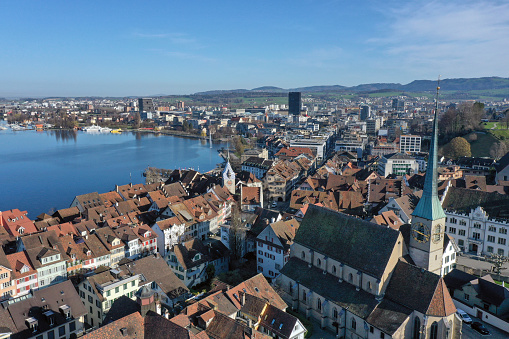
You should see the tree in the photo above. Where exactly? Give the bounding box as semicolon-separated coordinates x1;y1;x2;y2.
205;264;215;280
443;137;471;159
229;203;244;262
467;133;478;142
233;136;245;157
134;112;141;129
490;141;508;159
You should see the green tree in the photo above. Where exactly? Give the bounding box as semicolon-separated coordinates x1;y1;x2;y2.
206;264;216;280
444;137;471;159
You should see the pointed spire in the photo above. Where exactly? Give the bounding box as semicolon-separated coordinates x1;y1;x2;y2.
412;77;446;221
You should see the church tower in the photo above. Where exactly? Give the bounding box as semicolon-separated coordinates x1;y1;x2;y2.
409;81;446;275
222;156;236;194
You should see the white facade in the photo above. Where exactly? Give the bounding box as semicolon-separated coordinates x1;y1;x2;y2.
400;135;422;153
377;155;419;177
153;221;186;256
256;227;290;279
445;206;509;256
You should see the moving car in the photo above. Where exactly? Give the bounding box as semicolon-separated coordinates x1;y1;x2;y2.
456;309;472;324
471;321;490;335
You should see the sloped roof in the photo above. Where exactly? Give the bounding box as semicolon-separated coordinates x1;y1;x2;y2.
385;261;456;317
280;258;379;319
442;187;509;219
295;205;400;279
365;299;413;335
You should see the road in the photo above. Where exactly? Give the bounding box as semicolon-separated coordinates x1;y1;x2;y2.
461;315;509;338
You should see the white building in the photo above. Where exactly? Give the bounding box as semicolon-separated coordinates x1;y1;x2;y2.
256;219;299;279
377;152;419;177
152;217;186;256
399;135;422;153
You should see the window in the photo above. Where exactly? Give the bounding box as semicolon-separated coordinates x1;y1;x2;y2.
459;230;466;236
59;325;66;336
430;322;438;339
464;294;470;301
449;227;456;234
413;317;421;339
258;258;263;263
332;265;337;274
317;258;321;267
301;251;305;260
88;296;92;303
498;238;506;245
473;232;480;240
500;228;508;235
351;318;356;330
349;273;353;282
487;246;494;253
473;223;481;229
47;330;55;339
488;235;495;243
106;290;110;297
489;226;497;232
458;239;464;246
115;287;119;293
498;249;505;256
333;308;338;319
380;333;385;339
459;220;466;226
367;281;372;291
123;283;127;290
302;291;307;303
131;281;135;287
450;217;457;224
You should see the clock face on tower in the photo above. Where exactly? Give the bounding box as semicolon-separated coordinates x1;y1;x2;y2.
227;180;233;186
411;222;430;243
432;224;444;244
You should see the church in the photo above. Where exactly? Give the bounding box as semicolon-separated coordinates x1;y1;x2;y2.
276;87;462;338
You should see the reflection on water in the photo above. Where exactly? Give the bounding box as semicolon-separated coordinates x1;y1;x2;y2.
50;129;77;142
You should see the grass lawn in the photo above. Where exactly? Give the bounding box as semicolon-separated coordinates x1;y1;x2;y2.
287;309;314;338
490;129;509;140
469;132;499;157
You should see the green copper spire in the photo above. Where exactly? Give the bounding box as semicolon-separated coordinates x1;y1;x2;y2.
412;79;446;221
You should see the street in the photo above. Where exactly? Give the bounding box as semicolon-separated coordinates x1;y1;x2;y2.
461;316;509;338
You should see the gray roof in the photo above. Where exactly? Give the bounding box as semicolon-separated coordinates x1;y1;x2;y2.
366;299;413;335
442;187;509;220
294;205;399;279
280;257;379;319
7;280;87;338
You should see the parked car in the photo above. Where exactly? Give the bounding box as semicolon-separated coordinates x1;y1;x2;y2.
471;321;490;335
456;309;472;324
271;202;277;208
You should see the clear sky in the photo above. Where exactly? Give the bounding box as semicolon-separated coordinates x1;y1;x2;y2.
1;0;508;97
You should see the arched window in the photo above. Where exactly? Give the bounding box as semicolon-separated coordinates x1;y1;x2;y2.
332;265;337;274
317;299;322;312
351;318;356;330
333;308;338;319
301;251;306;260
317;258;322;267
349;273;353;282
413;317;421;339
430;321;438;339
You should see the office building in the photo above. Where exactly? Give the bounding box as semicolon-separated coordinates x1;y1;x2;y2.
400;135;422;153
360;105;371;120
289;92;301;115
138;98;154;113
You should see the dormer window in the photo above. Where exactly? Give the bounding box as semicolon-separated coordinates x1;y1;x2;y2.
26;317;38;332
18;227;25;235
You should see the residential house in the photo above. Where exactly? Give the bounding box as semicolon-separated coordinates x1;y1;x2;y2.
242;157;274;179
167;238;229;288
0;248;14;300
94;227;125;267
6;280;87;339
256;218;300;279
77;269;141;328
265;160;301;202
6;250;37;299
241;186;263;212
18;231;68;289
0;209;38;238
152;216;186;257
69;192;104;213
119;255;189;308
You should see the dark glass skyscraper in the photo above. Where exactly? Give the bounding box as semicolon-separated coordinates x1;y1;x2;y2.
289;92;301;115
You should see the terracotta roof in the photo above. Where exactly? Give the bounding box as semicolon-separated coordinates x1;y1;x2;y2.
225;274;287;311
241;187;261;205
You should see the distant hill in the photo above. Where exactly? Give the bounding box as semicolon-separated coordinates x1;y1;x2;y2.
193;77;509;95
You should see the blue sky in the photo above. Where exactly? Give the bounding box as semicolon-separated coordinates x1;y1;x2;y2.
1;0;508;97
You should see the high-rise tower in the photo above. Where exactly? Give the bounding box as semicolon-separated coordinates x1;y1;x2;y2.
288;92;301;115
409;80;446;275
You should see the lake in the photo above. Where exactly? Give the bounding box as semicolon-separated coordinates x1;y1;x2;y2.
0;128;223;218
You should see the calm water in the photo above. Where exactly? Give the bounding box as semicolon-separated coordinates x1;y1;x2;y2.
0;127;223;217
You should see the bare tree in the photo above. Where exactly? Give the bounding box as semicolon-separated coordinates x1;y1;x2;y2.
490;142;508;159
